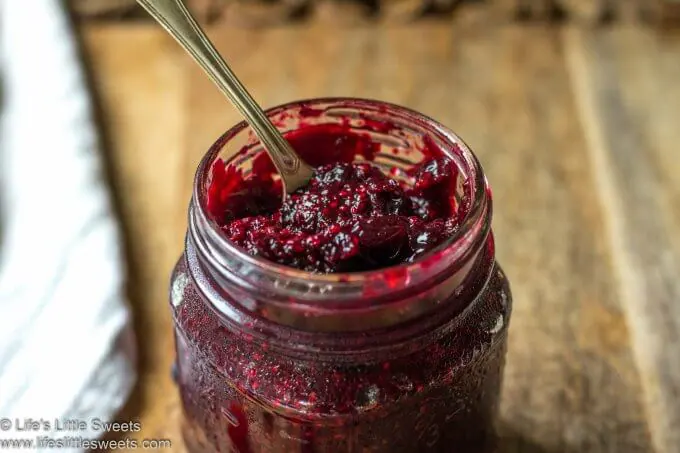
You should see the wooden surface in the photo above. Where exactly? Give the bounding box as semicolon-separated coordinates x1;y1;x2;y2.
70;0;680;25
80;20;680;453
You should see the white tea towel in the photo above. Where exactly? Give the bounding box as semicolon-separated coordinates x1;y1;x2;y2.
0;0;136;451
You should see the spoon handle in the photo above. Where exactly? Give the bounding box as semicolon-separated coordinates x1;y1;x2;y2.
136;0;312;191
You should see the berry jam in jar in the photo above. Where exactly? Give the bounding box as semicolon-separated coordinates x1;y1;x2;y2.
170;98;512;453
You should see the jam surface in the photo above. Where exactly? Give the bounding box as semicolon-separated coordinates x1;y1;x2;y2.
207;125;464;273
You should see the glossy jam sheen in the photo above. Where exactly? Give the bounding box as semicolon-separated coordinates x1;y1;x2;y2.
207;126;466;274
171;102;512;453
216;160;461;273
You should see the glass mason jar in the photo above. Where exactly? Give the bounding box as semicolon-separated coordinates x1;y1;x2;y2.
170;98;512;453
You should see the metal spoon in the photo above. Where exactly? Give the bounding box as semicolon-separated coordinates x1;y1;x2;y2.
136;0;314;194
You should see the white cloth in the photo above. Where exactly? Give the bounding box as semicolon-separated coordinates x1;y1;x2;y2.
0;0;136;451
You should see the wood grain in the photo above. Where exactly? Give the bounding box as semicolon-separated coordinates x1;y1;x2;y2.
564;26;680;453
556;0;612;24
79;21;679;453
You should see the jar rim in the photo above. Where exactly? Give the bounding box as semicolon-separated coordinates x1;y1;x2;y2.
191;97;490;291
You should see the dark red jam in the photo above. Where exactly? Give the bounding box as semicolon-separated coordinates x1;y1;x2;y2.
207;126;466;273
172;258;509;453
214;162;460;273
172;99;512;453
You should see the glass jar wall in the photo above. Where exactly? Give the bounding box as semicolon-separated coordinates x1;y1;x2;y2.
170;98;512;453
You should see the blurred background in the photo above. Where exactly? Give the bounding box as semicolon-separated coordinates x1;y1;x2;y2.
1;0;679;452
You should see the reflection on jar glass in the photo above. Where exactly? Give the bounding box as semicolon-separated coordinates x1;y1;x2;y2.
170;98;512;453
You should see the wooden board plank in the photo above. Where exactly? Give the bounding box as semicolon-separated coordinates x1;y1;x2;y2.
80;24;188;447
404;24;652;453
77;22;680;453
564;26;680;453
